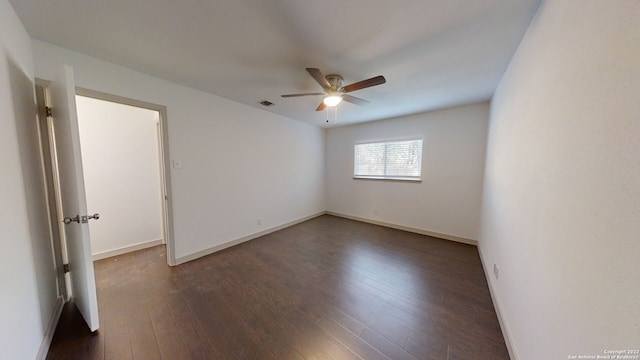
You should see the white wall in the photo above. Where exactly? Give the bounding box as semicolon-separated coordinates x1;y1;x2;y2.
0;1;60;358
76;96;163;257
327;103;489;242
481;1;640;359
32;40;326;262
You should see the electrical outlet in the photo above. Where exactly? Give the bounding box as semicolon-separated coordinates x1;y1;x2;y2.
172;159;182;169
493;263;500;279
374;209;379;215
257;218;262;225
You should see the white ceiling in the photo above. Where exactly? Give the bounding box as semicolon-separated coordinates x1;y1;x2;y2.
10;0;540;127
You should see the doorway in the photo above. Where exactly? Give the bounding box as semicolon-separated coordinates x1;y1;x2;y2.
76;95;165;260
74;88;176;265
36;82;177;284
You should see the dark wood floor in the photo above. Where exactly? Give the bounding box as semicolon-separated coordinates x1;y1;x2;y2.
46;215;508;360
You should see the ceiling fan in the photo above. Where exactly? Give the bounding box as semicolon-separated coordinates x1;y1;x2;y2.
281;68;386;111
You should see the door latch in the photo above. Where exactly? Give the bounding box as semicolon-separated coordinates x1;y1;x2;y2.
81;213;100;223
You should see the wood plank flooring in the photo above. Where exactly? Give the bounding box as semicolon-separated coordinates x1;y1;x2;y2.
46;215;509;359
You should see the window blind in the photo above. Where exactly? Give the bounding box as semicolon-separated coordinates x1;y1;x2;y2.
354;139;422;180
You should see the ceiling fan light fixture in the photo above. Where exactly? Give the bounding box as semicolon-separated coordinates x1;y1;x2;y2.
323;94;343;107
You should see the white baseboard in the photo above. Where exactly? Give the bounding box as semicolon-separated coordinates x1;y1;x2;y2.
477;246;518;360
36;296;64;360
326;211;478;246
92;239;163;260
175;212;326;265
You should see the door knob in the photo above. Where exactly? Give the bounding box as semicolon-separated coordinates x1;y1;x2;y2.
63;215;80;224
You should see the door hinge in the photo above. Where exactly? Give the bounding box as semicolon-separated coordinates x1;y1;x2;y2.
45;106;52;117
63;263;70;273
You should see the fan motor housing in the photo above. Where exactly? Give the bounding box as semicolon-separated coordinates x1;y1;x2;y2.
325;74;344;90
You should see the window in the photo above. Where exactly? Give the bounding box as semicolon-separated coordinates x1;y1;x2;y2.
354;138;423;181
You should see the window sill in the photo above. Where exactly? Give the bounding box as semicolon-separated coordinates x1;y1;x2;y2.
353;176;422;183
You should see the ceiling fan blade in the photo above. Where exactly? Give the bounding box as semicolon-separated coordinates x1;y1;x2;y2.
306;68;331;90
281;92;324;98
342;94;370;106
316;101;327;111
342;75;386;93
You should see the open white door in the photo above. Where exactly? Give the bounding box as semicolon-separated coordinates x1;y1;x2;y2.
49;65;100;332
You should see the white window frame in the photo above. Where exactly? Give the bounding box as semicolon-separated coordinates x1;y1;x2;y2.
353;137;423;182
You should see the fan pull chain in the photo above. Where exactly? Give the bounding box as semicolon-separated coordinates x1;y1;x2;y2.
325;106;339;125
325;107;339;125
